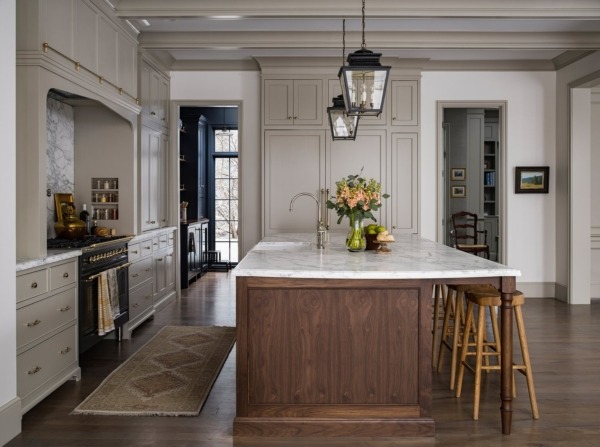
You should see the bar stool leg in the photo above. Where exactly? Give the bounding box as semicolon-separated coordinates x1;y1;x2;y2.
515;305;540;419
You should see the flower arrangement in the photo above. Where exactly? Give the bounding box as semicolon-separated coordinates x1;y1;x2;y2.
326;171;389;224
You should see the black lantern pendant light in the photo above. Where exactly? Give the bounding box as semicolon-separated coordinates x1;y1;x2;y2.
338;0;391;117
327;20;360;140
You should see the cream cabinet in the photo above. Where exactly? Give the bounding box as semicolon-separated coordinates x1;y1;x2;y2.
390;80;419;127
261;68;421;237
263;129;416;235
153;230;176;311
264;79;323;126
16;258;80;414
390;133;419;234
127;237;155;333
140;126;169;232
126;229;175;335
140;59;170;131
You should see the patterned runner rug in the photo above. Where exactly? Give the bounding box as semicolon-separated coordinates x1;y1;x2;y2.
72;325;236;416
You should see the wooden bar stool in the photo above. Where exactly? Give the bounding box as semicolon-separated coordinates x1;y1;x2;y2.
455;289;539;420
437;283;497;389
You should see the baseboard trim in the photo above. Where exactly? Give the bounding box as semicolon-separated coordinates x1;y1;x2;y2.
516;282;556;299
0;397;22;445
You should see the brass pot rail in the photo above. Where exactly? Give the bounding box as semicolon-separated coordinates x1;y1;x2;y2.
42;42;139;104
84;262;132;282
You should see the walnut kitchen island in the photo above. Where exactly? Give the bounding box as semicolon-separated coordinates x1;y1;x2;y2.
233;233;521;437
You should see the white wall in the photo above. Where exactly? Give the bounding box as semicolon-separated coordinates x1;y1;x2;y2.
556;51;600;302
170;71;262;256
421;71;557;287
0;0;20;443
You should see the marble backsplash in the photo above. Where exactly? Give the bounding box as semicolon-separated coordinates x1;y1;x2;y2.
46;96;75;238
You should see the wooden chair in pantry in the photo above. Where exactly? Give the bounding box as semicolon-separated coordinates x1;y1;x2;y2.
450;211;490;259
455;288;539;420
436;283;498;390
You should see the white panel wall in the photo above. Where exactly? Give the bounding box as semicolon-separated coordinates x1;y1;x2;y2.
170;71;261;257
0;0;20;443
421;71;556;286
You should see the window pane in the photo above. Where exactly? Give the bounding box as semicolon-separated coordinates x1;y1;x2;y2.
215;129;238;152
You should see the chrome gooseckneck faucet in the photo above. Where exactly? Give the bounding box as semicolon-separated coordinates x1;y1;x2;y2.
289;192;326;249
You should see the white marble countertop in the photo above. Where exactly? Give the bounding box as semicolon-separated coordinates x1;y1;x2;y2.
16;249;81;272
234;233;521;280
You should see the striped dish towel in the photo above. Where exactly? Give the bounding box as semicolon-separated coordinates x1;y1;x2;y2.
98;271;115;336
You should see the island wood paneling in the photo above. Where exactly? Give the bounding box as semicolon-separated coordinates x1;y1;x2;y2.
235;277;435;437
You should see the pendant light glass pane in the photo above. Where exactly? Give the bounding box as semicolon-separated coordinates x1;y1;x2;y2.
339;65;390;117
328;108;359;140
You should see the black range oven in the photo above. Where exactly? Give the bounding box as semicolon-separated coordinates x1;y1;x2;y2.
48;236;133;353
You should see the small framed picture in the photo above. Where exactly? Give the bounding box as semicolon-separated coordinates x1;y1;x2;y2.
451;168;466;181
451;185;466;198
515;166;549;194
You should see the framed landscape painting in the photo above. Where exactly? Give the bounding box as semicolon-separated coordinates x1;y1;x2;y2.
515;166;549;193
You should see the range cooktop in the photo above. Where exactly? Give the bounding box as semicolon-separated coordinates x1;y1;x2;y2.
47;235;132;250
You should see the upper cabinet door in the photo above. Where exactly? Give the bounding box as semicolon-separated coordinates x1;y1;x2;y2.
391;80;419;127
264;80;294;125
264;79;323;126
293;79;323;125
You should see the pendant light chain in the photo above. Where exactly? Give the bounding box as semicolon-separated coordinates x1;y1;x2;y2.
361;0;366;49
342;19;346;64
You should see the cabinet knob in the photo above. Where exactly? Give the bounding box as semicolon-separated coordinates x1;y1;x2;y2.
392;117;397;120
157;257;164;262
287;116;292;120
132;273;139;278
27;319;42;327
131;250;138;254
294;116;298;119
31;282;38;289
60;346;72;355
63;272;69;278
59;305;71;312
132;303;139;308
151;111;156;116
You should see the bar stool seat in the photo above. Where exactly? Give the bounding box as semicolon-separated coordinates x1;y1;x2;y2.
455;289;539;420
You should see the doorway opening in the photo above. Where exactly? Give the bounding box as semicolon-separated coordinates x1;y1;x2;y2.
179;105;239;273
438;102;507;263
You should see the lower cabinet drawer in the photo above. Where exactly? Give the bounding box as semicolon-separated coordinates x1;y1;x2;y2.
17;287;77;350
129;257;153;288
129;281;154;320
49;261;76;290
17;269;49;303
17;325;77;400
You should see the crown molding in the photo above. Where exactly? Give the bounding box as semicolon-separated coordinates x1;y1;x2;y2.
552;50;597;70
171;59;260;71
422;59;556;71
139;30;600;52
116;0;600;19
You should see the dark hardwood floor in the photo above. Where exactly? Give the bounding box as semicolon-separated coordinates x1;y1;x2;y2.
7;272;600;447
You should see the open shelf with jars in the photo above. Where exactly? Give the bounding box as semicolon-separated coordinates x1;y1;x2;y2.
91;177;119;220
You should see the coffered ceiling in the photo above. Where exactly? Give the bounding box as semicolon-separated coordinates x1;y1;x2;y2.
110;0;600;70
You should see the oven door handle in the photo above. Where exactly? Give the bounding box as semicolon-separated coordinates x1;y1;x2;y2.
84;262;132;282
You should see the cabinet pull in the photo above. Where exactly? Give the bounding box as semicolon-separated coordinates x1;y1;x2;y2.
132;303;139;308
294;116;298;119
154;243;158;246
144;246;151;249
131;250;138;254
151;111;156;116
31;282;38;289
63;272;69;278
157;257;164;262
287;116;292;120
60;346;72;355
27;319;41;327
392;116;397;120
59;305;71;312
132;273;139;278
145;295;152;300
145;268;152;272
27;366;42;375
